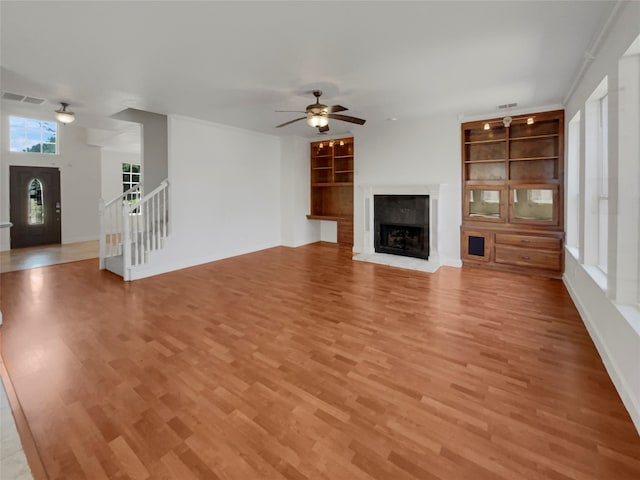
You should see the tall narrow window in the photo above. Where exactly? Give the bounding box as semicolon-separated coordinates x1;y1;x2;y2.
10;116;58;154
597;94;608;273
618;34;640;304
584;76;608;284
28;178;44;225
566;112;581;253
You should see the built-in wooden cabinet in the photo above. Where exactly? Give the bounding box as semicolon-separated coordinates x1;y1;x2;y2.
307;137;354;247
461;110;564;277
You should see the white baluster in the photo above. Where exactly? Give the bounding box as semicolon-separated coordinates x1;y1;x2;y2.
99;198;105;269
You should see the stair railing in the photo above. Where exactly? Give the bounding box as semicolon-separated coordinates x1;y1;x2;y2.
99;183;142;269
122;180;169;278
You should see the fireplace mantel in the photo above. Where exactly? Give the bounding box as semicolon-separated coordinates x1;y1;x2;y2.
354;184;443;273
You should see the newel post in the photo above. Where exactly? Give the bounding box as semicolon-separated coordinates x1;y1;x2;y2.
98;198;106;269
122;202;131;281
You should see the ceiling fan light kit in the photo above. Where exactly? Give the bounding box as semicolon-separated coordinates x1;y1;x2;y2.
55;102;75;124
307;114;328;128
276;90;366;132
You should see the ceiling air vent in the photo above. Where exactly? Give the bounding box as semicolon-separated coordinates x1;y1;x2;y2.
2;92;25;101
23;96;45;105
2;92;46;104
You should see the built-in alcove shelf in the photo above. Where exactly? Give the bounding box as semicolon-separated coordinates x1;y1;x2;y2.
309;137;354;247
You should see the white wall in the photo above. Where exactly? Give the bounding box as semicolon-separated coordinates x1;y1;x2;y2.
280;135;320;247
563;1;640;432
353;116;461;265
0;103;101;250
101;150;141;202
135;115;281;277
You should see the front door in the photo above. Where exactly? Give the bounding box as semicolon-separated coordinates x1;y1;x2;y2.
9;166;61;248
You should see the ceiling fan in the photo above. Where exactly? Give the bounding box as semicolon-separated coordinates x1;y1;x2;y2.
275;90;366;133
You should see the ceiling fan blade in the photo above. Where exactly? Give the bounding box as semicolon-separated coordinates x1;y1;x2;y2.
327;105;348;113
318;125;330;133
275;117;306;128
327;113;366;125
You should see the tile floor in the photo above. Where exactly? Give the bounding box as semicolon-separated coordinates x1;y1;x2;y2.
0;240;99;273
0;380;32;480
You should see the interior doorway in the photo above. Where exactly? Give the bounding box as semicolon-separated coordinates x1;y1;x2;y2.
9;166;61;248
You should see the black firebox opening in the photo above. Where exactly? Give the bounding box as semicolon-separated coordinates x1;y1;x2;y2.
374;195;429;260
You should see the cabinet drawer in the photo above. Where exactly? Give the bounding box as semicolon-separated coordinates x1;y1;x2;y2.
495;245;561;270
495;233;561;251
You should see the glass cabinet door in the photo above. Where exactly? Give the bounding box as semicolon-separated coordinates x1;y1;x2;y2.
510;186;558;224
464;186;505;222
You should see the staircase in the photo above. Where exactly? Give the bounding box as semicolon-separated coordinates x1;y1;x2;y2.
99;180;169;280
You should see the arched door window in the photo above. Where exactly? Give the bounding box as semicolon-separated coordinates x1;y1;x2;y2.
27;178;44;225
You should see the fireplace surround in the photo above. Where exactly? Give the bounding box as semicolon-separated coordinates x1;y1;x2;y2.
355;184;443;273
374;195;429;260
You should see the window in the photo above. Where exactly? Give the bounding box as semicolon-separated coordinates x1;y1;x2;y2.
584;77;609;280
10;116;57;154
27;178;44;225
618;35;640;304
597;94;608;274
566;112;581;252
122;163;141;203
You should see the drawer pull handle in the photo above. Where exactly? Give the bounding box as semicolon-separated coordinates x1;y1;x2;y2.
520;256;530;260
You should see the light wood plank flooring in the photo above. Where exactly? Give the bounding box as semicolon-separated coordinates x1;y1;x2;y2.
1;243;639;479
0;240;99;273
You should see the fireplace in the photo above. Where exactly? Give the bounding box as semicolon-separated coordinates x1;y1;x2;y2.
374;195;429;260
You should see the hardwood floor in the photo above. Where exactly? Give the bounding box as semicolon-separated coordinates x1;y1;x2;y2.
1;243;639;479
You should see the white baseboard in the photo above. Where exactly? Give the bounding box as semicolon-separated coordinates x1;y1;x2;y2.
62;235;99;244
128;241;281;281
563;274;640;435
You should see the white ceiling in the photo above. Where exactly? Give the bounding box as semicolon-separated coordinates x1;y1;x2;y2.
0;1;616;140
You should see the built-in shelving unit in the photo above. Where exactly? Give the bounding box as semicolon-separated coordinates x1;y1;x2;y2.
308;137;354;247
461;109;565;277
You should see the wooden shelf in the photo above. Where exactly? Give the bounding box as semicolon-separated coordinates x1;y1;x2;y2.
464;139;507;145
510;134;559;141
509;156;559;161
508;178;561;185
312;166;332;170
306;214;352;221
312;182;353;187
465;159;507;164
334;155;353;159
